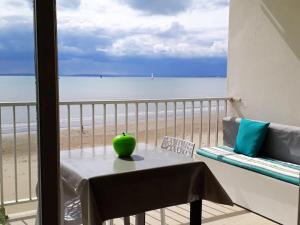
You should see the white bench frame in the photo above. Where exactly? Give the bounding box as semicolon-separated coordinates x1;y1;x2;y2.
195;154;299;224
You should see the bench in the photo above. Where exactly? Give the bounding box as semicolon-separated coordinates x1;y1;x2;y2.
196;117;300;224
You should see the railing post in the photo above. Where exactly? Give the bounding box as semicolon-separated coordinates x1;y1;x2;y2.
183;101;186;139
225;99;228;117
114;104;118;136
155;102;158;146
103;104;107;147
92;104;95;147
125;103;128;133
0;107;3;205
67;104;71;150
12;106;18;202
199;100;203;147
145;103;149;144
208;100;211;147
191;101;195;142
80;104;83;148
216;100;220;146
174;102;177;137
135;103;139;143
27;106;32;200
164;102;167;137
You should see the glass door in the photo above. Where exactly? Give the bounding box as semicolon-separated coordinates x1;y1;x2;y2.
0;0;40;223
0;0;61;224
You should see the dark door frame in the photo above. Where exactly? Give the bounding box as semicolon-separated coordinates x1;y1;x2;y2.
34;0;61;224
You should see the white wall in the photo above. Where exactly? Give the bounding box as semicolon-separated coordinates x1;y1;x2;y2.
227;0;300;126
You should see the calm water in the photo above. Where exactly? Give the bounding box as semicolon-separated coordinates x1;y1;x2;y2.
0;76;226;101
0;76;227;133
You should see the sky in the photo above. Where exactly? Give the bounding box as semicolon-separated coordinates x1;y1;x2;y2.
0;0;229;76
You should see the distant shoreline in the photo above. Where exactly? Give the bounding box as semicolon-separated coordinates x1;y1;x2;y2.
0;74;226;78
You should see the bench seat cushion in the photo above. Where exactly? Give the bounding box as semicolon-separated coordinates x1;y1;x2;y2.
197;146;300;186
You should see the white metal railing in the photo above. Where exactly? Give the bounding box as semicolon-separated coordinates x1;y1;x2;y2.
0;97;232;206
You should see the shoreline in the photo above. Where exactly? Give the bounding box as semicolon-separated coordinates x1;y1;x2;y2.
0;116;223;203
1;113;223;153
0;106;226;135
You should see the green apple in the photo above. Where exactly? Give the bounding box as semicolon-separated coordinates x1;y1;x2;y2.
112;132;136;157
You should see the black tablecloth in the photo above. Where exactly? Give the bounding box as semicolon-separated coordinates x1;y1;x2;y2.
61;144;232;225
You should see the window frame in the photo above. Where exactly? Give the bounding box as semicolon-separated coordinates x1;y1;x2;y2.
34;0;61;224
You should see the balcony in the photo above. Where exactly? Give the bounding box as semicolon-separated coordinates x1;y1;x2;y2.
0;97;276;224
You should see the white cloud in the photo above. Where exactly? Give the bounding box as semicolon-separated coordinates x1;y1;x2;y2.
56;0;229;58
0;0;229;59
0;0;33;28
59;43;85;55
118;0;193;15
99;32;227;58
58;0;81;9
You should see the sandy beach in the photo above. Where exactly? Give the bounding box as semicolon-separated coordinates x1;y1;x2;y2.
1;112;224;214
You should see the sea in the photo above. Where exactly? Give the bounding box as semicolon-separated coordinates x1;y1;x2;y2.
0;76;226;101
0;76;227;134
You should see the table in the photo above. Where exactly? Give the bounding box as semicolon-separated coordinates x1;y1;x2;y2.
60;144;232;225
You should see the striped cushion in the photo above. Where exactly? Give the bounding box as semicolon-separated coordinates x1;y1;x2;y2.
196;146;300;186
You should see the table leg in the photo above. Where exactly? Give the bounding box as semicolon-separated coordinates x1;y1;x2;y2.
190;200;202;225
135;213;145;225
124;216;130;225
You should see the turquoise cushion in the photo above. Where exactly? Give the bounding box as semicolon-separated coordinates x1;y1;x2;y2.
234;118;270;157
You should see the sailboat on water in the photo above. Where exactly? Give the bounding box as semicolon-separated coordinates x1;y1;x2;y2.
151;73;154;80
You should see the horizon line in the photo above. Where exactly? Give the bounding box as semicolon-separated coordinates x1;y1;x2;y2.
0;73;227;78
